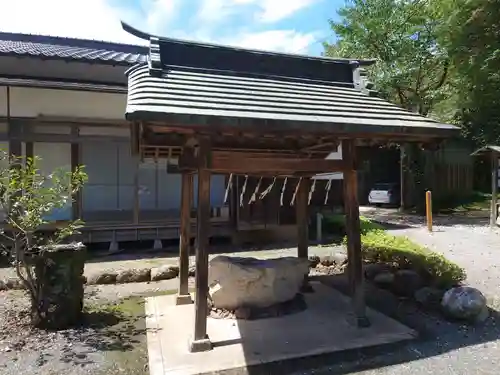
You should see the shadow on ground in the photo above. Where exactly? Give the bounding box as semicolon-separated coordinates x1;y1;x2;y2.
364;208;491;230
216;273;500;375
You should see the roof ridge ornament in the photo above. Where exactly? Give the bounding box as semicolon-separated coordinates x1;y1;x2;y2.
121;21;163;76
350;60;379;97
149;37;162;77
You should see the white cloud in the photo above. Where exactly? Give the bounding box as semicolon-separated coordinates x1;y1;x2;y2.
0;0;145;44
222;30;317;53
257;0;319;23
0;0;321;54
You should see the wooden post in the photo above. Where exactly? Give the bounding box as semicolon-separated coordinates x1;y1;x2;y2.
133;156;140;224
399;144;406;211
71;143;81;220
189;138;213;353
296;177;310;259
342;139;369;327
297;177;312;293
491;152;498;228
176;172;193;305
425;191;433;232
316;212;323;243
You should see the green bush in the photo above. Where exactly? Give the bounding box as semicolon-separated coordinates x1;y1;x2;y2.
323;214;383;235
328;214;467;288
342;229;466;288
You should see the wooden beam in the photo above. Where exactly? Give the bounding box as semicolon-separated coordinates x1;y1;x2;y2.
491;152;498;228
177;173;194;305
179;152;347;174
342;139;369;327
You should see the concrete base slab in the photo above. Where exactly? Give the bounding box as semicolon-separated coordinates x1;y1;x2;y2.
145;282;417;375
175;294;194;306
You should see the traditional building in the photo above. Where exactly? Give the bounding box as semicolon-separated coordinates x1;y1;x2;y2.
119;22;458;351
0;31;231;248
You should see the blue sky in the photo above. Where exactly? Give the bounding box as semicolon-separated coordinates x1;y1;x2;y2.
0;0;343;55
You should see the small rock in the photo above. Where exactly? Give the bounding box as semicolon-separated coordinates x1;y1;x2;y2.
392;270;423;296
150;265;179;281
320;252;347;267
414;287;444;309
373;272;395;287
364;263;392;280
0;279;6;291
116;268;151;283
308;256;320;268
87;271;117;285
441;286;488;322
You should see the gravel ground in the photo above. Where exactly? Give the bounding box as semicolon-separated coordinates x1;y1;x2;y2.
0;280;185;375
3;211;500;375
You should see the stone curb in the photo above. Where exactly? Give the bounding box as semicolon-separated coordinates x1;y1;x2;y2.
0;254;346;290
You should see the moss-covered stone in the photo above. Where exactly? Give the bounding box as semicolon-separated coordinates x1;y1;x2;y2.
32;242;86;330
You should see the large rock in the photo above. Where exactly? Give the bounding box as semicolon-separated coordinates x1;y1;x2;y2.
414;287;444;309
441;286;488;322
392;270;423;296
208;256;309;310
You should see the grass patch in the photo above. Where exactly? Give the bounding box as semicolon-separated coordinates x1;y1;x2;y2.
84;288;186;375
325;214;466;288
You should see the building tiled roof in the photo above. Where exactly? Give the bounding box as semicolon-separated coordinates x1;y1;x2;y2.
0;31;148;66
123;22;459;139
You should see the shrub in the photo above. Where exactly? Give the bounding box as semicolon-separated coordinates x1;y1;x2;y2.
342;229;466;288
323;214;383;235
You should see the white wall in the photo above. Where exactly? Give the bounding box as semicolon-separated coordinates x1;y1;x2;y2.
5;87;126;120
34;142;72;220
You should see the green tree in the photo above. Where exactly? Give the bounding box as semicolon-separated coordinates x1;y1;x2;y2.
0;151;87;325
439;0;500;146
325;0;451;117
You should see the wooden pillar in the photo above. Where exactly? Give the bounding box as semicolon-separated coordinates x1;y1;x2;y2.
399;144;406;210
176;172;193;305
296;177;310;259
189;138;213;353
71;143;81;220
342;139;369;327
133;156;140;224
297;177;313;292
491;152;498;228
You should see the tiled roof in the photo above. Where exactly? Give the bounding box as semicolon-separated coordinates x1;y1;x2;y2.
122;20;458;139
126;64;458;138
0;32;148;65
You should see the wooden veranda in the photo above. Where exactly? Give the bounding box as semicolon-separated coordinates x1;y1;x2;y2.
121;22;459;352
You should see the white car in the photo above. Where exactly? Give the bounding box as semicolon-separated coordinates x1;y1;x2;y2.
368;183;400;206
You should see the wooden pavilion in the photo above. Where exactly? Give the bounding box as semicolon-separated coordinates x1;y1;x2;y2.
121;22;459;353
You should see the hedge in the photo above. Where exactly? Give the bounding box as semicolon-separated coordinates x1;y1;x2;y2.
325;214;466;288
